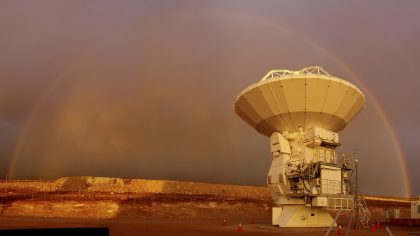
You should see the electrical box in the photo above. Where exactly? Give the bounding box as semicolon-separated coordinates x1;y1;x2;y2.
312;197;328;207
320;165;342;194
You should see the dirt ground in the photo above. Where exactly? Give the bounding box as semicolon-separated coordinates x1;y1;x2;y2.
0;216;419;236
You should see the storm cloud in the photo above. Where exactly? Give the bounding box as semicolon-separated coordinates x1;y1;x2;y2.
0;0;419;197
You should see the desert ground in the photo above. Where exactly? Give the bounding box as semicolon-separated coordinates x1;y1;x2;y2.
0;177;418;235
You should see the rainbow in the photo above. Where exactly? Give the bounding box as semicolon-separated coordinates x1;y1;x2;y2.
292;31;412;198
7;43;99;179
6;11;412;197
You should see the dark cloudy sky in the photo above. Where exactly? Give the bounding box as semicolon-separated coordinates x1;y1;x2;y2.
0;1;419;197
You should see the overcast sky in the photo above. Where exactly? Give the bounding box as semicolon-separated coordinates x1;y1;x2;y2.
0;0;419;197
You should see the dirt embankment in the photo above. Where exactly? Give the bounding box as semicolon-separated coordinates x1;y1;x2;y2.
0;177;272;219
0;176;271;198
0;176;413;222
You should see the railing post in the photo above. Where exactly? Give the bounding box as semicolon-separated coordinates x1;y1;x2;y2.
355;159;359;228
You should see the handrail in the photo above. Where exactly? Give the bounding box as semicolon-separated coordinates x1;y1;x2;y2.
260;66;331;81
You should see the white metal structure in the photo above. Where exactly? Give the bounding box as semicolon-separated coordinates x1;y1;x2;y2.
234;66;365;227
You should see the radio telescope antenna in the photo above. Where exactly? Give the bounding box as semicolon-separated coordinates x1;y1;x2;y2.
234;66;365;227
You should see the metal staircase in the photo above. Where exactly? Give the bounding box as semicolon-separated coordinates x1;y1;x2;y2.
357;197;371;228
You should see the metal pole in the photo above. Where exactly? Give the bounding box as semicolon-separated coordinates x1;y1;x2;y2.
385;226;394;236
355;159;359;228
324;209;342;236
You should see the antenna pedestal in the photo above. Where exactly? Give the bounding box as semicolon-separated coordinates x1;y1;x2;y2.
272;205;335;227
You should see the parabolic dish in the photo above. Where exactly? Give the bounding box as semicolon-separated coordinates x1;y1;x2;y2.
234;66;365;137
